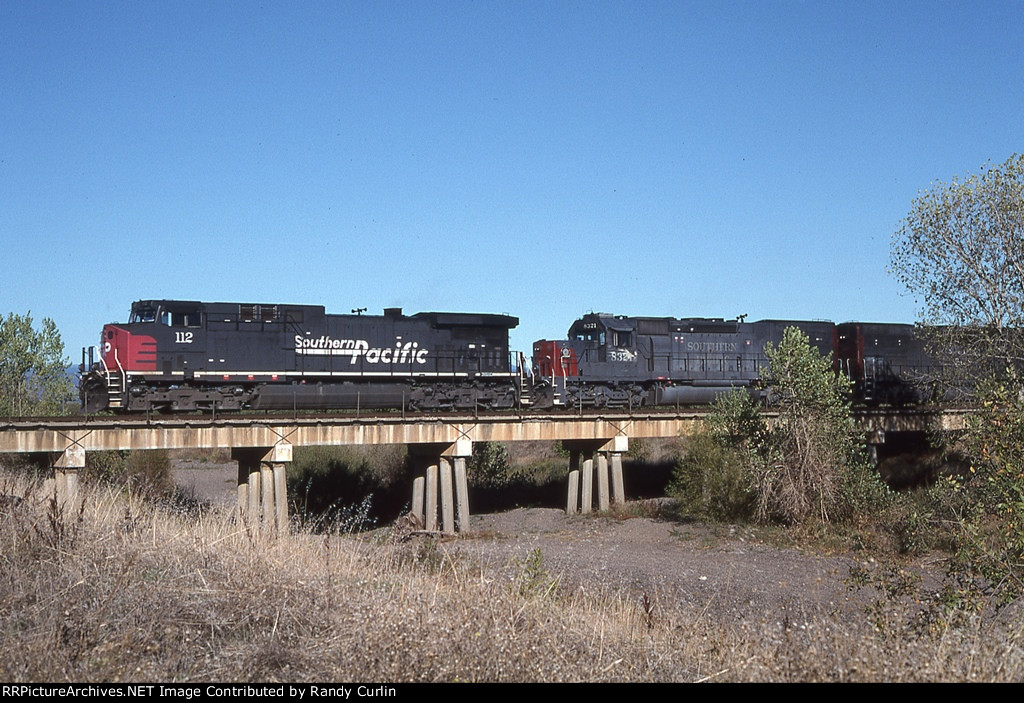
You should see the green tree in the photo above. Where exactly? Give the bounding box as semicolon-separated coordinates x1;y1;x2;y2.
754;326;868;524
0;312;74;416
891;155;1024;605
890;153;1024;390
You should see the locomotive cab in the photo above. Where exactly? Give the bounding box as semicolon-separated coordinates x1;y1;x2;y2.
81;300;210;412
568;314;640;365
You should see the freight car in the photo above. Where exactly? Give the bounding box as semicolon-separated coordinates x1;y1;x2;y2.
532;313;934;408
79;300;525;413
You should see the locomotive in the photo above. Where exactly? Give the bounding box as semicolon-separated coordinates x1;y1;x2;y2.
534;314;932;408
533;314;833;408
79;300;935;413
835;322;935;404
79;300;525;413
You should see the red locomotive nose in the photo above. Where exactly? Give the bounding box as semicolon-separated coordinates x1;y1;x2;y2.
532;340;578;377
101;325;157;372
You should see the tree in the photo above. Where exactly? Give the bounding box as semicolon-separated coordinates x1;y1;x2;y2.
671;327;888;526
890;153;1024;390
0;312;74;416
754;326;868;524
891;155;1024;606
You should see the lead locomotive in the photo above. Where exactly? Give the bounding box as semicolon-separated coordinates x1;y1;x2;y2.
80;300;523;413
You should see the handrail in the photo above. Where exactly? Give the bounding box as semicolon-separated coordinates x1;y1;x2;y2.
113;349;126;393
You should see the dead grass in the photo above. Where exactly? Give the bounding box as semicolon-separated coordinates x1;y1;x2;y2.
0;469;1022;682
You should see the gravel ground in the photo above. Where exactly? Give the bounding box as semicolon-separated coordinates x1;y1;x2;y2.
172;461;239;505
456;506;877;623
171;464;930;625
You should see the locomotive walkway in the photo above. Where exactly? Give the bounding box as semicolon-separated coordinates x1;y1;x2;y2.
0;408;967;531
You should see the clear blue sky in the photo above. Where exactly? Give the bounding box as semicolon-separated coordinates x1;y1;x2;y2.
2;1;1022;358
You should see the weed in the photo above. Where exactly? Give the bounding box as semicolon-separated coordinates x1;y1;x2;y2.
513;547;557;600
640;592;657;631
295;481;377;534
415;538;446;572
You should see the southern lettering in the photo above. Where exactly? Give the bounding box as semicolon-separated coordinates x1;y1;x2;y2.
684;341;738;352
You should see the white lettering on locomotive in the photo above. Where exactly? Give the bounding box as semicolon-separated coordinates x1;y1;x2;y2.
685;341;738;352
294;336;430;364
609;349;637;362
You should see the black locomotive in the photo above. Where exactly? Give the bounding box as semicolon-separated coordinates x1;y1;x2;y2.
534;313;933;409
80;300;937;413
80;300;524;413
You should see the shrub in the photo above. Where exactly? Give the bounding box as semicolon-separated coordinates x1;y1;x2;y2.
669;391;762;521
467;442;513;490
931;378;1024;607
670;428;753;521
751;327;865;524
288;444;410;530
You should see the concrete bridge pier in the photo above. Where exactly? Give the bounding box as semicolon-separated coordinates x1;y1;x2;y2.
233;444;291;532
583;457;597;513
409;440;472;533
565;443;592;515
564;437;627;515
51;445;85;516
867;430;885;468
609;449;625;506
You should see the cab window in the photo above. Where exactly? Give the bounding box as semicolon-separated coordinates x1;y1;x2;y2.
130;307;158;323
161;307;202;327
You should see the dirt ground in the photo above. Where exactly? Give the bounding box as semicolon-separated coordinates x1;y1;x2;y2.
457;506;887;624
171;463;919;625
172;461;240;505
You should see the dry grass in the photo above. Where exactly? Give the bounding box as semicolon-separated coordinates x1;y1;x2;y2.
1;469;1022;682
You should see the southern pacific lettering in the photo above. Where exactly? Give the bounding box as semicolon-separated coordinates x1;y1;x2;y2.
293;336;429;364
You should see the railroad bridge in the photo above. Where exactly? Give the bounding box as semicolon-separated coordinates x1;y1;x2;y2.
0;409;967;531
